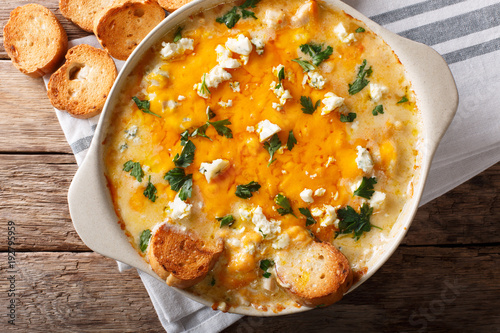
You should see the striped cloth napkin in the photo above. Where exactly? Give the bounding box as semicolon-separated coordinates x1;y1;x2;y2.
44;0;500;331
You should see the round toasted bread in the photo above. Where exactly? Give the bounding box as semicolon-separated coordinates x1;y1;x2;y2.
60;0;115;32
93;0;165;60
3;4;68;78
157;0;193;12
47;44;117;119
148;223;224;289
275;241;353;307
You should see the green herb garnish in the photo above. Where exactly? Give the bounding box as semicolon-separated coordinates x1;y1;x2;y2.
372;105;384;116
173;26;183;42
132;97;162;118
300;96;321;114
397;96;409;104
208;119;233;138
164;168;193;201
340;112;357;123
191;123;211;140
123;160;144;182
216;0;260;29
300;43;333;66
173;140;196;168
260;259;275;278
235;181;261;199
143;176;158;202
139;229;152;252
287;130;297;151
336;204;381;241
206;107;216;120
263;133;281;166
210;277;216;286
180;130;190;146
217;215;235;228
199;74;211;96
275;194;297;217
276;66;285;89
299;207;316;226
355;27;365;33
292;58;316;72
353;177;377;199
348;59;372;95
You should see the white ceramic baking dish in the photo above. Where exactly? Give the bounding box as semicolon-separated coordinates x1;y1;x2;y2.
68;0;459;316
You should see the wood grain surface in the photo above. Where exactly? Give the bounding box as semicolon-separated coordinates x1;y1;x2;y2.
1;3;499;331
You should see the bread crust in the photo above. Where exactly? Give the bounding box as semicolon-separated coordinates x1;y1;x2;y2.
275;241;353;307
60;0;114;32
93;0;165;60
148;223;224;289
157;0;193;12
3;4;68;78
47;44;117;118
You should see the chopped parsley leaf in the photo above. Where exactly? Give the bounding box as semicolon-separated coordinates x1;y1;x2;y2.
300;43;333;66
336;204;381;241
260;259;275;278
299;207;316;226
178;176;192;201
123;160;144;182
199;74;211;96
263;133;281;166
132;97;162;118
355;27;365;33
348;59;372;95
180;130;190;146
164;167;189;190
216;0;260;29
191;123;211;140
173;140;196;168
206;106;216;120
173;26;183;42
210;277;216;286
300;96;321;114
235;181;261;199
217;215;235;228
287;130;297;151
241;8;257;19
208;119;233;139
340;112;357;123
275;194;297;217
397;96;409;104
139;229;152;252
143;176;158;202
372;105;384;116
276;66;285;89
292;58;316;72
259;228;267;238
353;177;377;199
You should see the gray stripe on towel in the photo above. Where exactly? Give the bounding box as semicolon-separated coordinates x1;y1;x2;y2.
444;36;500;64
71;135;94;155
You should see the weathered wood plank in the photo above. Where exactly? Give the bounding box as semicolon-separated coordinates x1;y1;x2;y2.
0;247;498;332
1;154;500;252
1;253;163;332
0;61;73;153
0;0;91;60
224;246;500;333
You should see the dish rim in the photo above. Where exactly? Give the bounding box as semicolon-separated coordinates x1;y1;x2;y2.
68;0;459;317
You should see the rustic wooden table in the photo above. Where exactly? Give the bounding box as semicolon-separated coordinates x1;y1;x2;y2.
1;1;499;332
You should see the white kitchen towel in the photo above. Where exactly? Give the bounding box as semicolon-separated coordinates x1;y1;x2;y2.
43;0;500;332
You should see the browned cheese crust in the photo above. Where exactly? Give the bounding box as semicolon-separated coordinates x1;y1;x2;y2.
148;223;224;289
93;0;166;60
275;241;353;307
47;44;117;118
3;4;68;78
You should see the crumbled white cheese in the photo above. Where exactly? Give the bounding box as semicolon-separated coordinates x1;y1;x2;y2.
252;206;281;237
369;83;389;102
225;34;253;56
146;64;169;86
240;55;250;65
272;102;282;111
177;95;186;101
370;191;386;210
263;9;285;29
325;156;335;167
256;120;281;142
229;81;241;92
205;65;232;88
272;233;290;250
291;1;314;26
251;37;265;55
215;44;241;69
199;159;230;183
321;92;344;115
356;146;374;173
218;100;233;108
169;195;192;221
160;38;194;59
124;125;138;139
163;100;178;111
193;81;209;99
334;23;356;44
270;81;292;106
246;126;255;133
300;189;314;204
311;208;323;217
239;207;252;221
314;188;326;197
305;71;326;90
320;205;339;227
272;64;285;78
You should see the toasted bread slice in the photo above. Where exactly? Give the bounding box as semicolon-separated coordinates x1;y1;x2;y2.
275;241;353;307
47;44;117;118
3;4;68;78
60;0;115;32
93;0;165;60
157;0;193;12
148;223;224;289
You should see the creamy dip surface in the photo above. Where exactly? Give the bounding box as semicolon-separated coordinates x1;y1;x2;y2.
103;0;422;313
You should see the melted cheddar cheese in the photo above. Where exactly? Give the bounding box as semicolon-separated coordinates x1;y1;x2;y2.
104;0;422;313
